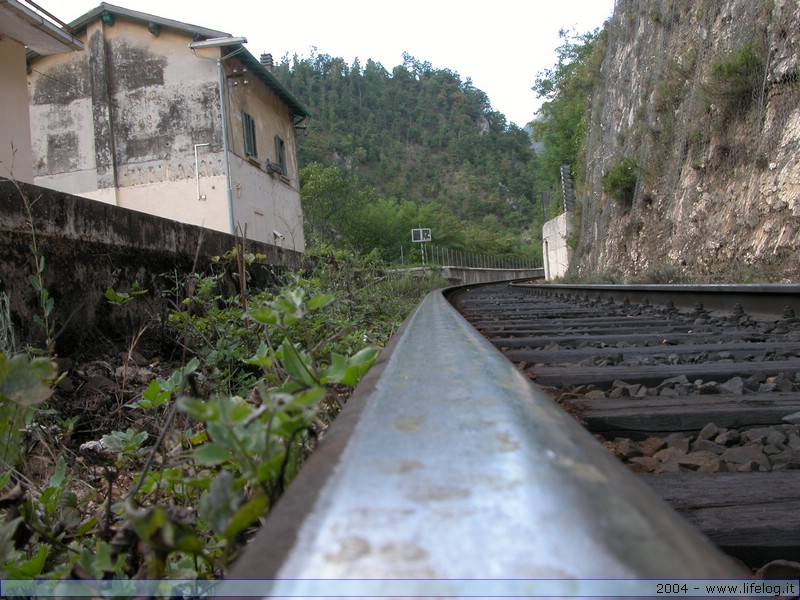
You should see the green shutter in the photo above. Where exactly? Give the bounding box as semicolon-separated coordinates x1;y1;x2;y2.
274;135;286;175
243;112;257;158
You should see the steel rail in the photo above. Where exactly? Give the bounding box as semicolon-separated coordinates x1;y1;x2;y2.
515;282;800;318
226;285;744;595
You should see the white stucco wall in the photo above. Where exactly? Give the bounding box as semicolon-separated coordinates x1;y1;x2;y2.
231;158;305;251
0;36;34;183
542;212;572;280
115;176;229;233
226;53;305;251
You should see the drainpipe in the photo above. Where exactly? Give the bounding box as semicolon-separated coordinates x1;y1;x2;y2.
217;57;235;234
188;37;247;235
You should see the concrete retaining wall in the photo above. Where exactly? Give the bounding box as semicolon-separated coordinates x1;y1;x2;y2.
441;266;544;285
400;266;544;285
543;212;572;280
0;179;301;354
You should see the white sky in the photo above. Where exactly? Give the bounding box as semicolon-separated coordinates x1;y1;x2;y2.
53;0;616;128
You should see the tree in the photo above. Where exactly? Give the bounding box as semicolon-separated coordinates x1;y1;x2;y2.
531;26;607;198
274;51;544;262
300;163;369;248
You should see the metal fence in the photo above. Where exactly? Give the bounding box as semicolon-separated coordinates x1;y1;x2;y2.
402;243;541;270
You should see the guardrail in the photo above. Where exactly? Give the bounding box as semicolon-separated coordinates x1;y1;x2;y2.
402;243;541;270
226;283;744;595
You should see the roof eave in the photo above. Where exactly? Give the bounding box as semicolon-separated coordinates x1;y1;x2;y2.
0;0;83;54
67;2;230;40
236;49;309;120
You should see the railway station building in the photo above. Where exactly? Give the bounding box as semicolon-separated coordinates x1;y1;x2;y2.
26;2;308;250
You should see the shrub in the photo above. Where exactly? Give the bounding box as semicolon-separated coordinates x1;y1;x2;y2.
704;42;764;120
601;157;639;207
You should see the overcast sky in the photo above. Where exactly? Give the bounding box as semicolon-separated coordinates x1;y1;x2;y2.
53;0;616;128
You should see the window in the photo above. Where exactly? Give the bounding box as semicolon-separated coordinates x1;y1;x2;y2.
242;112;257;158
275;135;287;176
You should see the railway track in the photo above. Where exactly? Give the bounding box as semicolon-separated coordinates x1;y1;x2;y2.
224;279;800;597
450;281;800;570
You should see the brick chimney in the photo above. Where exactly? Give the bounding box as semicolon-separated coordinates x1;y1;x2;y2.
260;53;273;71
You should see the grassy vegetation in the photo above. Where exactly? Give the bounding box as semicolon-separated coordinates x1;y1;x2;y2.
0;236;446;580
554;262;693;284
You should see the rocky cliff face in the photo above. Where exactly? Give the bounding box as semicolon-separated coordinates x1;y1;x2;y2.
574;0;800;282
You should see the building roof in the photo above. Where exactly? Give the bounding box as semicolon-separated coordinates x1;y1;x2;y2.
0;0;83;54
67;2;230;42
66;2;308;120
235;49;309;123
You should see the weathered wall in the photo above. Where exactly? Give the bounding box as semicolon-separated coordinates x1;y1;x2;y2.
542;212;572;280
0;179;301;354
103;21;229;230
27;41;98;195
0;36;34;184
575;0;800;282
28;18;226;214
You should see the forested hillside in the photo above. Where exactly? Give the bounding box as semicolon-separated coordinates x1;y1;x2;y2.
271;52;545;262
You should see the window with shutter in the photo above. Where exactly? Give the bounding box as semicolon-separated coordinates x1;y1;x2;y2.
275;135;287;176
242;112;257;158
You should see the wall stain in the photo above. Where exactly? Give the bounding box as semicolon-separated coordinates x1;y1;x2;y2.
88;30;114;184
45;132;79;174
31;58;89;106
47;106;76;129
119;158;222;186
109;41;166;91
125;133;172;160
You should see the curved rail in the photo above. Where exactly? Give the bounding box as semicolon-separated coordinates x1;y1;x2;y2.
226;285;744;595
515;282;800;318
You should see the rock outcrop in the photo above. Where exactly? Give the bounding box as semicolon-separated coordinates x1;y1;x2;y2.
574;0;800;282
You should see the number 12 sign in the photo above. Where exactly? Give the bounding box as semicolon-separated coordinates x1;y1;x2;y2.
411;228;431;242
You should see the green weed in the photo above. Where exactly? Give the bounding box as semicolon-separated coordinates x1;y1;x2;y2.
0;250;434;581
